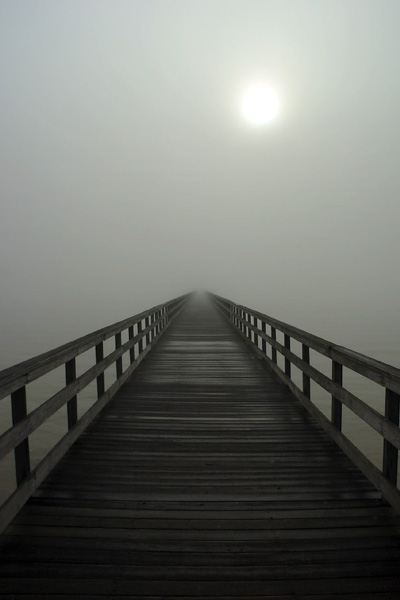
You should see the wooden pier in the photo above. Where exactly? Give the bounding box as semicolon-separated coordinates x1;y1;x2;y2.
1;293;400;598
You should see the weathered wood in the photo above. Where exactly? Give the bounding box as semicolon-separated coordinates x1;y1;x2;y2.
128;325;135;363
0;294;190;400
271;326;277;363
0;331;153;462
238;338;400;512
115;333;122;379
284;333;291;377
332;360;343;430
212;295;400;512
228;304;400;450
11;386;30;485
213;293;400;394
95;342;105;399
1;295;399;599
261;321;267;354
137;320;143;354
0;341;156;534
383;389;400;485
65;358;77;430
302;343;311;399
0;295;191;534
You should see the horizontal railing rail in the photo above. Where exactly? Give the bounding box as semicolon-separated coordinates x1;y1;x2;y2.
0;293;191;533
210;292;400;513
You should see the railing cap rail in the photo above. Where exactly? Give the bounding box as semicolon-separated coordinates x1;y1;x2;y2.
0;293;190;399
211;292;400;393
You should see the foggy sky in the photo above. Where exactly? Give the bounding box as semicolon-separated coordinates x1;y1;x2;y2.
1;0;400;354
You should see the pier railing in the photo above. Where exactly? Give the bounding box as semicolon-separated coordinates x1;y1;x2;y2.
0;293;190;533
211;293;400;512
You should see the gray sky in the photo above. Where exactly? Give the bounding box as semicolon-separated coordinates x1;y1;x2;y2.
1;0;400;350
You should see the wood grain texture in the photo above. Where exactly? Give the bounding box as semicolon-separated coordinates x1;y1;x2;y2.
1;294;400;598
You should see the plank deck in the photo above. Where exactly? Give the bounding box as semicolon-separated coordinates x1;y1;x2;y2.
1;294;400;598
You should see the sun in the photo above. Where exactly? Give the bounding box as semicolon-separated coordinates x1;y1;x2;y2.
241;84;279;125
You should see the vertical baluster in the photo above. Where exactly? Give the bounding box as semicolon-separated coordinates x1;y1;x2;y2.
331;361;343;430
254;316;258;348
302;344;311;399
383;389;400;484
129;325;135;363
65;358;77;429
284;334;291;378
138;320;143;354
11;386;30;485
115;332;123;379
145;317;150;346
95;342;105;399
154;312;158;337
150;314;155;342
261;321;267;354
271;327;277;364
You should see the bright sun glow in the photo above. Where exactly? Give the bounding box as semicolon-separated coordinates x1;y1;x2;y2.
241;84;279;124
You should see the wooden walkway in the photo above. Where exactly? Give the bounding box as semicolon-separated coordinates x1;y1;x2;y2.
1;295;400;598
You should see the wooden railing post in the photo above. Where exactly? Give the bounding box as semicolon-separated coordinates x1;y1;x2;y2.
302;344;311;399
11;386;30;485
331;361;343;430
383;389;400;484
284;334;291;378
157;310;161;334
138;320;143;354
271;327;277;364
65;358;77;429
115;333;123;379
261;321;267;354
129;326;135;364
145;317;150;346
95;342;105;399
254;316;258;348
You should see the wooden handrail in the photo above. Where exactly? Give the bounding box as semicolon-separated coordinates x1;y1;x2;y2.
210;292;400;512
0;299;188;400
0;293;191;533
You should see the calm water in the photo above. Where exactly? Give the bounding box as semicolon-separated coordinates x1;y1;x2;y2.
1;305;399;505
